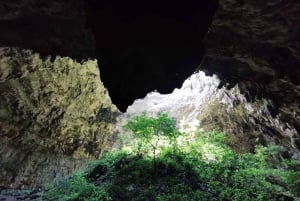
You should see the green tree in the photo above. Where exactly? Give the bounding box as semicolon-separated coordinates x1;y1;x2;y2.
124;112;181;164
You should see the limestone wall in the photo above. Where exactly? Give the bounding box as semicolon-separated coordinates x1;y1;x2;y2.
0;48;118;188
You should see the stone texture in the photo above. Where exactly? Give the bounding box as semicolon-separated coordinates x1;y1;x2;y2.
200;0;300;101
203;0;300;83
0;47;118;188
0;188;43;201
122;70;300;161
199;0;300;158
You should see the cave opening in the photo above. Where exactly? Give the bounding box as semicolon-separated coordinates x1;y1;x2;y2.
85;0;219;111
0;0;218;112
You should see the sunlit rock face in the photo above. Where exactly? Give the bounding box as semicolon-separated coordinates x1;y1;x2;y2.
124;0;300;160
125;70;300;161
0;48;118;188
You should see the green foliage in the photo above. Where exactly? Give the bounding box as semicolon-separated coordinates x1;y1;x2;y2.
86;151;216;201
44;112;300;201
44;172;112;201
46;148;298;201
285;171;300;197
124;112;180;160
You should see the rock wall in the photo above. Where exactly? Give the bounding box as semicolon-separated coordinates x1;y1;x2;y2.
198;0;300;158
124;70;300;161
202;0;300;83
0;48;118;188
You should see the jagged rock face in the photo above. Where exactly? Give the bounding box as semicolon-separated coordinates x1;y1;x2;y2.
200;0;300;100
203;0;300;78
198;0;300;157
124;71;300;161
0;48;118;188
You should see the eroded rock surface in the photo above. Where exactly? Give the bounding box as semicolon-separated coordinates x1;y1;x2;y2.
123;70;300;161
0;48;118;188
200;0;300;104
198;0;300;157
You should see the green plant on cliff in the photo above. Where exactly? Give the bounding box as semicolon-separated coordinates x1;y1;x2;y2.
43;112;300;201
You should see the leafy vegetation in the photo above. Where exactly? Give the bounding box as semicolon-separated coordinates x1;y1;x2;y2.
44;172;112;201
44;112;300;201
124;112;180;162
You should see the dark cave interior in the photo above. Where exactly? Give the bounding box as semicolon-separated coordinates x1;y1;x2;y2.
0;0;218;111
1;1;300;196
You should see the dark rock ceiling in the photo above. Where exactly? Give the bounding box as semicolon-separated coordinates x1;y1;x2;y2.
0;0;95;59
202;0;300;86
199;0;300;155
0;0;218;111
200;0;300;116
